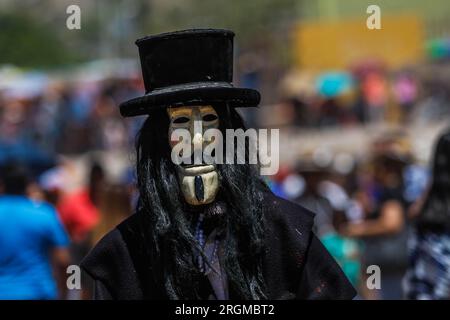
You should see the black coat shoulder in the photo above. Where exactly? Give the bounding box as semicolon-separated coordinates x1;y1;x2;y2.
260;191;355;299
81;190;355;300
80;218;144;299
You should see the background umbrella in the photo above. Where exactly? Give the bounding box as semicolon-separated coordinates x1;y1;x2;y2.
316;72;354;98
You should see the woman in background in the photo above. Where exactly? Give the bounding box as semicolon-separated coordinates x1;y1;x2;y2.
404;130;450;299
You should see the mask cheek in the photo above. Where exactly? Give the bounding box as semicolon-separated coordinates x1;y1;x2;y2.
169;134;179;149
168;126;188;150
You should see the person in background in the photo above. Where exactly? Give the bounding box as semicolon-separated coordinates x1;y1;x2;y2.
318;160;363;295
0;163;70;299
294;157;334;237
320;214;362;294
340;134;411;299
295;155;363;295
57;162;104;244
56;161;105;299
404;130;450;299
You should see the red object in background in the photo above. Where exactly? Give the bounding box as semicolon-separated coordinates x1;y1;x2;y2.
362;72;387;107
272;165;291;183
57;189;99;242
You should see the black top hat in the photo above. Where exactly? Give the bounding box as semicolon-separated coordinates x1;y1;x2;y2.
119;29;261;117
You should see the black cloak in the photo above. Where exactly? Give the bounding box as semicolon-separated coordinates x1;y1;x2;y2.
80;190;356;300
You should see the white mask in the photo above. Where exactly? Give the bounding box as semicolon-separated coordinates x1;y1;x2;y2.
167;105;220;206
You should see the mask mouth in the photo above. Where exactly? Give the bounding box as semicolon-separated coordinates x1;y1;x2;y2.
177;164;216;176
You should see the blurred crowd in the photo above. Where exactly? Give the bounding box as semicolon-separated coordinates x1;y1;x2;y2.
267;130;431;299
0;64;144;299
265;61;450;128
0;59;450;300
0;64;145;164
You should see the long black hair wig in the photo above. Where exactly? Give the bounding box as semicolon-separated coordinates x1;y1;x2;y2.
133;104;268;299
417;129;450;234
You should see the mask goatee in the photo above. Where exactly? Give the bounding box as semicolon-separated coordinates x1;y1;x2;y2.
176;165;219;206
194;175;204;202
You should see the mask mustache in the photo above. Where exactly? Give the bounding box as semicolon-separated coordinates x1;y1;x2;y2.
178;148;217;167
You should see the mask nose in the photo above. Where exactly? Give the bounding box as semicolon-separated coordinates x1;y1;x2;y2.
192;131;203;146
191;117;204;164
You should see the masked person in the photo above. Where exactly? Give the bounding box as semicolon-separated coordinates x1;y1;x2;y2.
81;29;355;300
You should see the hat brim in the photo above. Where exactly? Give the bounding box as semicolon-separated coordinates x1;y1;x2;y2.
119;82;260;117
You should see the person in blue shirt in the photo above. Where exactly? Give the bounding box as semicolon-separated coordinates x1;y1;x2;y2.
0;163;70;299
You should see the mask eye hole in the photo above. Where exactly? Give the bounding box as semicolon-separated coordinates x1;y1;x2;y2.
202;114;218;122
173;116;190;124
